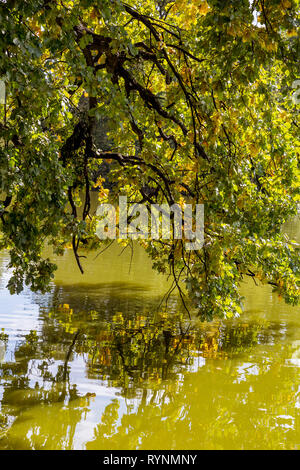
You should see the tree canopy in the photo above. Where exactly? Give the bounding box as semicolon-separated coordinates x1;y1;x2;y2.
0;0;299;320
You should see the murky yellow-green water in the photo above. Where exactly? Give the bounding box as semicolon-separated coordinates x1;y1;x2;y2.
0;217;300;450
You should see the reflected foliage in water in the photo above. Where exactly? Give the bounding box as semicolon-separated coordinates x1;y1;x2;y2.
1;290;299;450
0;219;300;450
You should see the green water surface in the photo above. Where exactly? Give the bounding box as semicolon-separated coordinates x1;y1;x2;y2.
0;218;300;450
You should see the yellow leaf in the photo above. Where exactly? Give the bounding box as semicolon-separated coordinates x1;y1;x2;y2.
287;29;298;37
198;1;210;15
90;7;98;20
249;143;259;156
281;0;291;8
188;131;194;143
97;54;106;65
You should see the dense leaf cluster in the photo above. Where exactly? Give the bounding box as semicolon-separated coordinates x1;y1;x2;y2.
0;0;299;319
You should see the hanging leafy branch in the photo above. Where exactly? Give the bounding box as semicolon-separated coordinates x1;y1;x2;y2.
0;0;299;320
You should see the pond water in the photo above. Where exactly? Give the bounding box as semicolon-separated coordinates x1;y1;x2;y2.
0;217;300;450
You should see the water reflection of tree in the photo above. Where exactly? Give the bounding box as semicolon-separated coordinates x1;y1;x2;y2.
0;290;298;449
86;355;300;450
0;324;95;449
44;300;282;398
